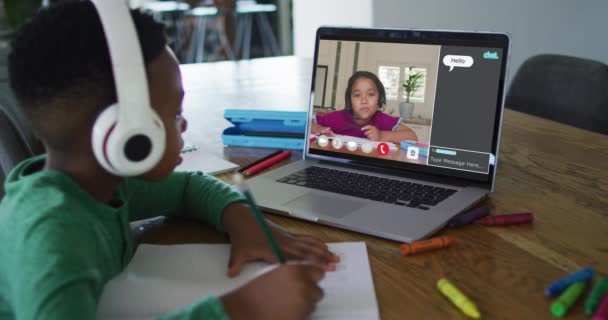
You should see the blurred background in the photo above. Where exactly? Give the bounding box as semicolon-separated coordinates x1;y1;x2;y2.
1;0;607;136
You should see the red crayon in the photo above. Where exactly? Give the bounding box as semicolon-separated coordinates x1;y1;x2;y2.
476;212;534;226
236;150;283;173
243;150;292;177
592;295;608;320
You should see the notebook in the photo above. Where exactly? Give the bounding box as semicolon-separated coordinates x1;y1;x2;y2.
175;145;239;175
97;242;379;320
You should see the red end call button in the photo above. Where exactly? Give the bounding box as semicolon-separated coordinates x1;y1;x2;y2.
377;143;389;155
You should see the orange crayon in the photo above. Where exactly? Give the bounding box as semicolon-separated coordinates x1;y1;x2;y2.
400;236;455;256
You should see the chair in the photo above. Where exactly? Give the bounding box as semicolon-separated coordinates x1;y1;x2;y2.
233;1;280;59
0;80;46;195
506;54;608;134
140;1;191;62
0;108;35;198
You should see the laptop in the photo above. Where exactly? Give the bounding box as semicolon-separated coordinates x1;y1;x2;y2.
248;27;510;242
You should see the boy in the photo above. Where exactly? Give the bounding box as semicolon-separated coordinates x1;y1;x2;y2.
0;2;338;319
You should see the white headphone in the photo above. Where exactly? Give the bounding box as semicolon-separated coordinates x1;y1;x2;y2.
90;0;166;176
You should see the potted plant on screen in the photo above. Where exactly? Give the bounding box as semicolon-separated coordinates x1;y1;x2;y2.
399;67;424;120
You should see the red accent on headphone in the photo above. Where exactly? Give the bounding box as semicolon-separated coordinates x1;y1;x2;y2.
102;123;117;169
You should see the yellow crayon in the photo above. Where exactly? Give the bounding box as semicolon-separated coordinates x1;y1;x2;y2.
437;278;481;319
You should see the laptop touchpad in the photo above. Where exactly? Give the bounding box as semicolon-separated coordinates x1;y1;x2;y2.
283;193;364;218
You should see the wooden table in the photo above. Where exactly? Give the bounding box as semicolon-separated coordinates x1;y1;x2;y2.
139;56;608;319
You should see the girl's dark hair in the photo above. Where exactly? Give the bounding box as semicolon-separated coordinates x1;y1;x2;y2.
344;71;387;112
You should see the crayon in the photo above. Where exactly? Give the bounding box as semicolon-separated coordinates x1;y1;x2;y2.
400;236;454;256
437;278;481;319
448;207;490;227
236;150;284;173
592;294;608;320
243;150;292;177
545;267;595;296
550;281;586;317
586;277;608;316
476;212;533;226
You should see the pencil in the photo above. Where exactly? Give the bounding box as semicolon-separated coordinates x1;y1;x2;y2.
232;173;286;264
243;150;291;177
236;150;284;173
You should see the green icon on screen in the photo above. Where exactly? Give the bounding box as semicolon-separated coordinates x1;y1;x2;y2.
483;51;499;60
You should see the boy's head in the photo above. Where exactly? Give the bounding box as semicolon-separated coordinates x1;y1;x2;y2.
8;1;186;180
344;71;387;121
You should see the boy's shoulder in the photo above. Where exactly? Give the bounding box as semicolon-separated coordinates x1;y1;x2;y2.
0;156;98;237
0;159;114;273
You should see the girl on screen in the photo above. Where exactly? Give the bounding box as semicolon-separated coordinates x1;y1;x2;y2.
311;71;417;143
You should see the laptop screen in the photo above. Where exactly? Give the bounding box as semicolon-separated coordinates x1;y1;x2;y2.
307;28;509;183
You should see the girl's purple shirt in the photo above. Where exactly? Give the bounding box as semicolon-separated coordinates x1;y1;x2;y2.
315;110;401;138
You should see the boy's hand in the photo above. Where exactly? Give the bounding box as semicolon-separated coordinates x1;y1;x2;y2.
222;203;340;277
220;264;325;320
361;125;382;141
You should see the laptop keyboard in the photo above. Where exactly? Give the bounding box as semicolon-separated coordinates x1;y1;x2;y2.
276;166;457;210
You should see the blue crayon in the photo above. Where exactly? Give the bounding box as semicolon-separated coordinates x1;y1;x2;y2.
448;207;490;227
545;267;595;296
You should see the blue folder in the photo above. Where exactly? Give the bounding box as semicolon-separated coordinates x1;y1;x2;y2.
222;109;307;150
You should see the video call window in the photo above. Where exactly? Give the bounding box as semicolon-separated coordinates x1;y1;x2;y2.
309;39;504;176
309;40;438;166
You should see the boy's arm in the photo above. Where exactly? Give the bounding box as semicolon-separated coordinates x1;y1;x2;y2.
125;171;245;231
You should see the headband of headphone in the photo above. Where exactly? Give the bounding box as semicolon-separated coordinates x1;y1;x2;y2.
90;0;166;176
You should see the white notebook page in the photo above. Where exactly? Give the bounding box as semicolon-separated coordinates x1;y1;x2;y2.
97;242;379;320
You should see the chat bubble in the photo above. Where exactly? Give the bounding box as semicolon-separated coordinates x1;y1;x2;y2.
443;55;474;72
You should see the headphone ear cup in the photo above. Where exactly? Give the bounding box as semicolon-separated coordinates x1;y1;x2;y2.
92;105;121;175
92;104;166;177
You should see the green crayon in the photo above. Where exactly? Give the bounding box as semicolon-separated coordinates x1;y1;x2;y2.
586;277;608;316
550;281;587;317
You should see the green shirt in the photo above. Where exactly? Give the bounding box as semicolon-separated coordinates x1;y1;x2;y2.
0;155;245;320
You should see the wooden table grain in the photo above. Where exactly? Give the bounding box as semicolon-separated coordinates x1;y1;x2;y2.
138;56;608;319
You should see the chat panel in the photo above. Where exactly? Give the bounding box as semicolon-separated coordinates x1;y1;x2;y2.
429;46;504;154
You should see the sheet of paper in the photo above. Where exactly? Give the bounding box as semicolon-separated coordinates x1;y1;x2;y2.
175;148;238;176
97;242;379;320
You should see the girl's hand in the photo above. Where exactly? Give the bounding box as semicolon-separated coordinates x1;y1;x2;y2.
311;122;335;137
361;125;382;141
221;264;325;320
222;203;340;277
